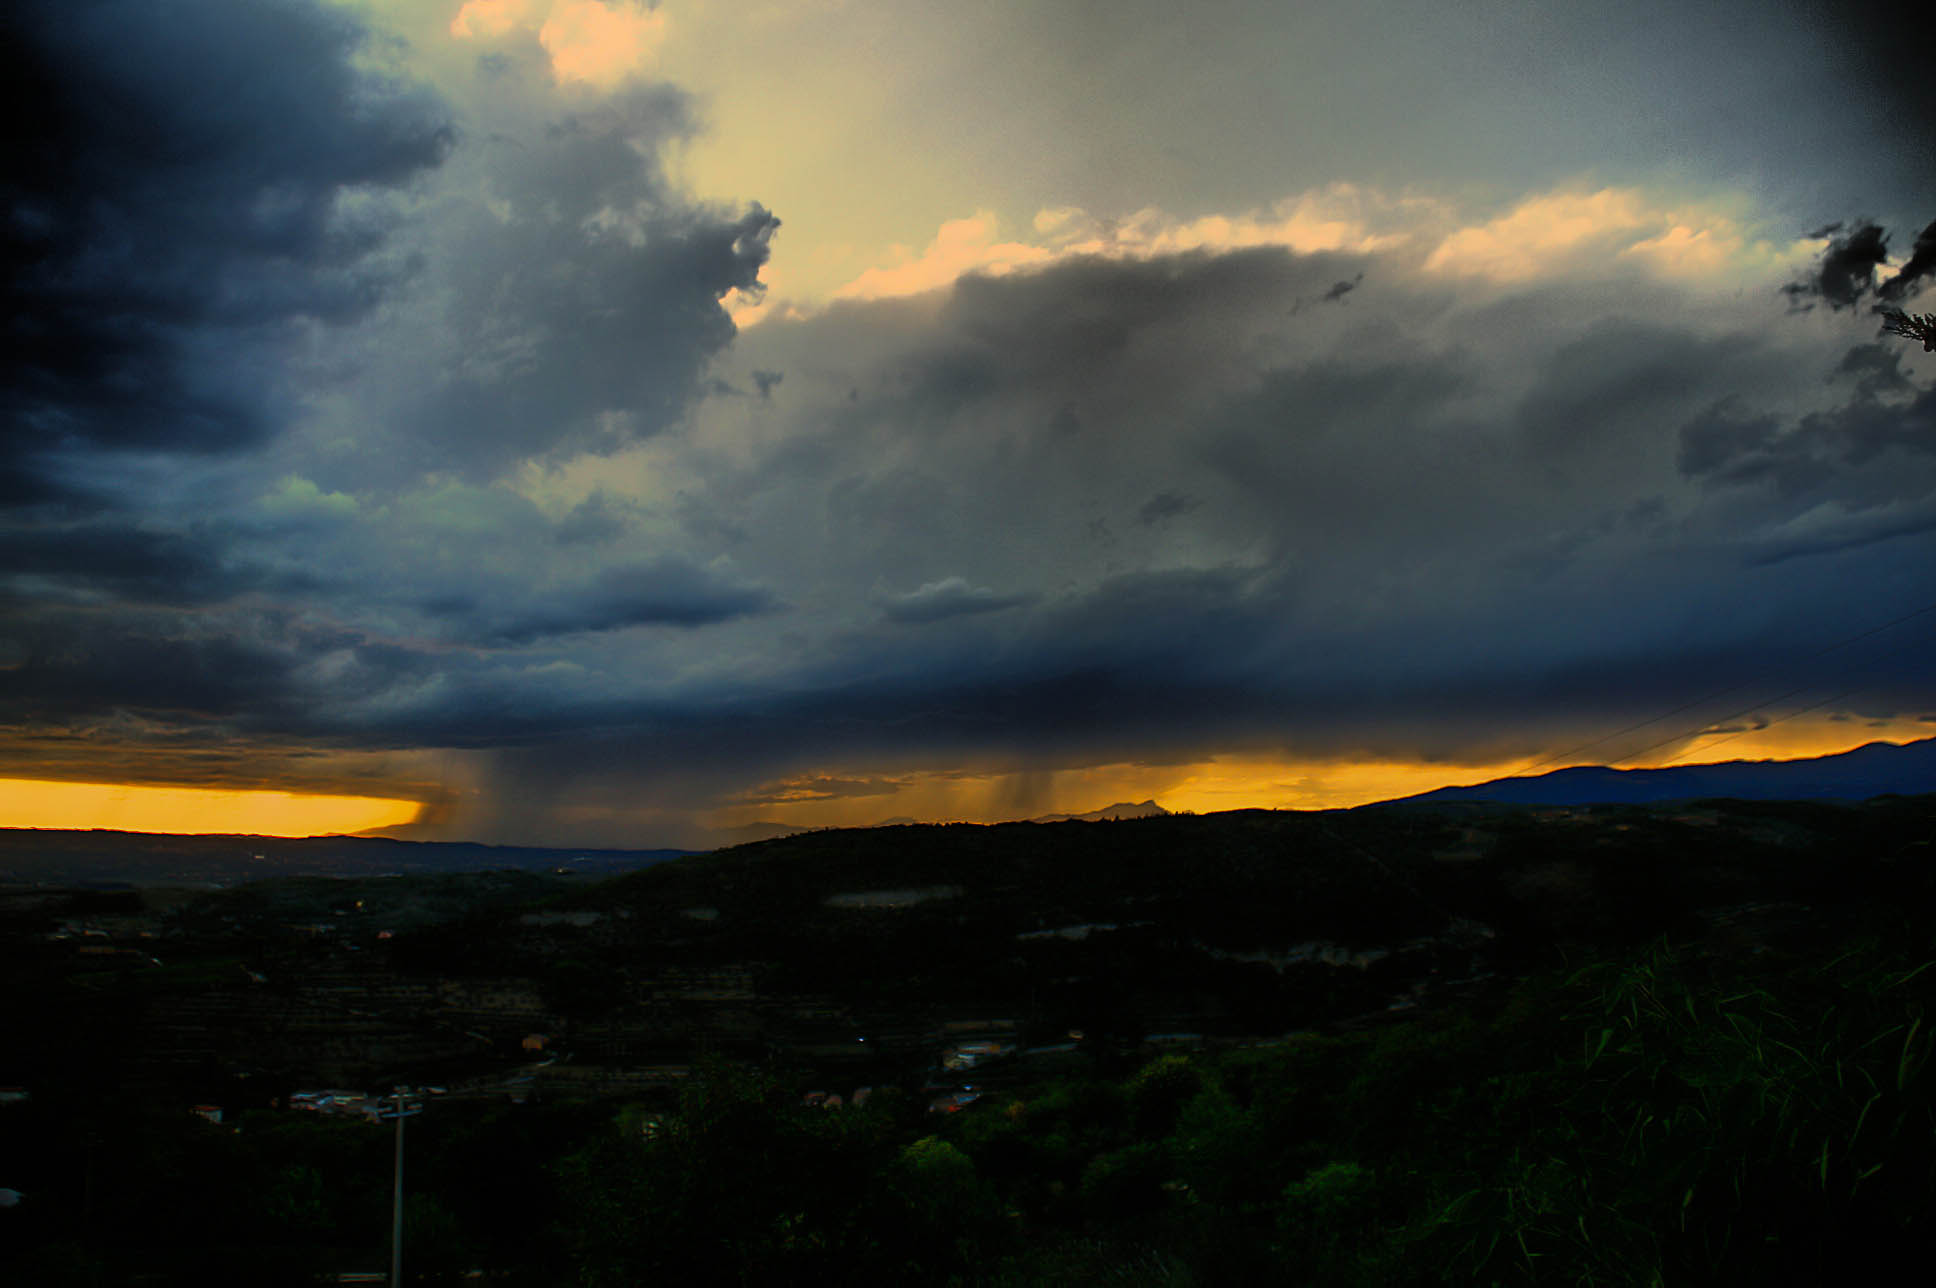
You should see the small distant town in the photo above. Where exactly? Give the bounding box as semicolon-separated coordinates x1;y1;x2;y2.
17;885;1441;1127
8;796;1936;1283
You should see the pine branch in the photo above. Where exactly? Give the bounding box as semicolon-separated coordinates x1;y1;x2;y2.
1878;309;1936;352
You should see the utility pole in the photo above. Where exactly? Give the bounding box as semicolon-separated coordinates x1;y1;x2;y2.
391;1090;405;1288
381;1087;422;1287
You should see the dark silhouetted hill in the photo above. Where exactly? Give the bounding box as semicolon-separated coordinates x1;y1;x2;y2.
1379;737;1936;807
0;827;689;886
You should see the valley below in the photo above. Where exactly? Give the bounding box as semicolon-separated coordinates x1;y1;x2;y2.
4;794;1934;1283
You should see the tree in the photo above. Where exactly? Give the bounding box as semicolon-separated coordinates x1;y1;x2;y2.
1880;309;1936;351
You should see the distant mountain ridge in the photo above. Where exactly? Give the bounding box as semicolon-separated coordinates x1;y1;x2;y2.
703;801;1173;848
1030;800;1171;823
710;821;809;846
0;828;689;887
1379;736;1936;808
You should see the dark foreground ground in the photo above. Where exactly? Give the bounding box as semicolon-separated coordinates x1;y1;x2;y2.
2;794;1933;1283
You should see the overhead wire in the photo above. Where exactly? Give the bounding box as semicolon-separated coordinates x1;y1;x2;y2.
1505;598;1936;778
1631;626;1936;769
1646;687;1863;768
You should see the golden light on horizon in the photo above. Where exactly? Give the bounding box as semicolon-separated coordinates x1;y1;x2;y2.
711;715;1932;833
0;778;421;838
1157;717;1930;815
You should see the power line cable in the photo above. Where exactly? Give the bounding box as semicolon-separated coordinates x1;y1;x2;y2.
1603;679;1828;768
1605;626;1934;769
1648;686;1864;768
1507;598;1936;778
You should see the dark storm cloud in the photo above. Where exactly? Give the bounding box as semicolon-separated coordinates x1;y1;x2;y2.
1835;343;1916;399
1677;400;1784;479
604;245;1929;799
1679;367;1936;504
0;522;310;607
900;247;1352;412
0;0;803;800
0;594;596;749
370;80;779;476
1136;492;1199;525
1879;220;1936;303
399;200;777;473
0;617;303;728
11;114;1936;850
875;577;1031;624
479;568;1292;786
1746;507;1936;567
1784;217;1935;313
1207;353;1472;460
432;559;779;644
1673;357;1936;566
730;775;908;805
5;0;783;510
1783;222;1890;310
446;544;1935;829
1512;322;1763;462
2;0;452;505
1320;273;1363;303
550;493;636;546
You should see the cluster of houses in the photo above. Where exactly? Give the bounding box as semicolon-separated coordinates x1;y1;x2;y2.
940;1038;1011;1072
286;1088;385;1119
45;917;165;965
923;1020;1019;1113
285;1087;444;1119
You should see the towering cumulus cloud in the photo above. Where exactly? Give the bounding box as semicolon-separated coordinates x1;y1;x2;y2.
0;0;779;812
0;0;1931;846
383;81;777;474
1;0;451;504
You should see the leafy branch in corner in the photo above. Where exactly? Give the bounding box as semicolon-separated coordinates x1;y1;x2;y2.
1879;309;1936;351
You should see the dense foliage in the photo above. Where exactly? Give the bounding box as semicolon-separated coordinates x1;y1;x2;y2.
6;910;1935;1284
554;912;1936;1285
4;797;1934;1282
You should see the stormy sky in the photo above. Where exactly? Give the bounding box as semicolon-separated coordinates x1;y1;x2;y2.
4;0;1933;847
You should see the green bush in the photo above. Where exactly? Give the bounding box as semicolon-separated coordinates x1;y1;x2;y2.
1277;1160;1378;1249
1080;1140;1170;1216
1168;1085;1260;1207
1129;1054;1205;1137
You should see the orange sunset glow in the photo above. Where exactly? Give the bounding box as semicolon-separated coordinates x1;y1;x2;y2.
4;0;1929;852
704;716;1934;837
1;718;1920;843
8;3;1936;1280
0;778;421;837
